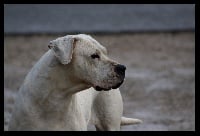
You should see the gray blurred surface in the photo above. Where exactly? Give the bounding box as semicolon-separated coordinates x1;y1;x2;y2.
4;4;195;34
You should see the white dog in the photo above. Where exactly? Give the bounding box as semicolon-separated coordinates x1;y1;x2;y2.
8;34;142;131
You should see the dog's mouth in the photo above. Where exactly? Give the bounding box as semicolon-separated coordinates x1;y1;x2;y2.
94;80;124;91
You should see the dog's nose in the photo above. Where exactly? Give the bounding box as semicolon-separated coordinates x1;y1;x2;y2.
114;64;126;75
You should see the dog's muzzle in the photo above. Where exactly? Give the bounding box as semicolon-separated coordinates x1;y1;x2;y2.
95;64;126;91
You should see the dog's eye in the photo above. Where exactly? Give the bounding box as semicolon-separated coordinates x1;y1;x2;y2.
91;54;100;59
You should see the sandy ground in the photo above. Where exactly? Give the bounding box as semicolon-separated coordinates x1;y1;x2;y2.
4;32;195;131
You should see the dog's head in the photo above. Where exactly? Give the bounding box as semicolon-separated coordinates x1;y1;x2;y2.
48;34;126;91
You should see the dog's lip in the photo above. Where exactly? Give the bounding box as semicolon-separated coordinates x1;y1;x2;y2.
94;80;124;91
94;86;111;91
111;80;124;89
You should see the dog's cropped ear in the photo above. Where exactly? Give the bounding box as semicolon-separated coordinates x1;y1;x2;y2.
48;36;75;65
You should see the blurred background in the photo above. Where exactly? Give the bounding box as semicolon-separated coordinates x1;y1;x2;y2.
4;4;195;131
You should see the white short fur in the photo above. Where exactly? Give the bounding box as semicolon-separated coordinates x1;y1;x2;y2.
8;34;142;131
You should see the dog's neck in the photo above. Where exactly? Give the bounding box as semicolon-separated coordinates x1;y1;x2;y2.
17;50;92;127
46;50;90;94
26;50;91;108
